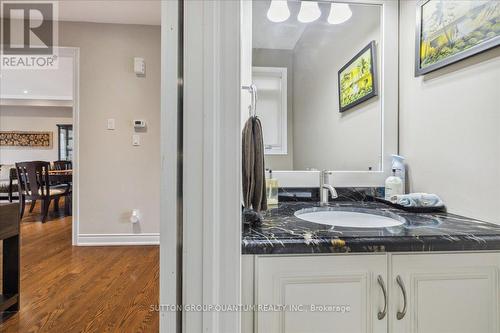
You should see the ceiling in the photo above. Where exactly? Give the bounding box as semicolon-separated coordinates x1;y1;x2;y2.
253;1;306;50
57;0;160;26
253;1;381;50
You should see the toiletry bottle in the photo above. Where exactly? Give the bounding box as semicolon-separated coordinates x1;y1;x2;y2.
385;168;403;200
266;170;279;206
391;155;406;194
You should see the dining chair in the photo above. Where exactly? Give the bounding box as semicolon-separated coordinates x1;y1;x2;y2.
52;160;72;171
0;165;17;202
8;167;17;202
15;161;70;223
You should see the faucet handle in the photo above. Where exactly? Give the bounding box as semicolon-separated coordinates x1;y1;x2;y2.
322;170;333;182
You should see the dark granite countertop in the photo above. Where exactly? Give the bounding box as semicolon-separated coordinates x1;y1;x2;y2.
242;200;500;254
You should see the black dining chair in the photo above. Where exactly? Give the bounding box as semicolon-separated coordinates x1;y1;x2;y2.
15;161;70;222
52;160;72;171
8;167;17;202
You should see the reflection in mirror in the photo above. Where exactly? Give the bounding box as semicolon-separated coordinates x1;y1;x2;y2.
252;1;382;172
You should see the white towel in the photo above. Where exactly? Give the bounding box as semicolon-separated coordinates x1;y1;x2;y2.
390;193;444;208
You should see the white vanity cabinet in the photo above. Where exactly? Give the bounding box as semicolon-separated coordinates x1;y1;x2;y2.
390;253;500;333
245;252;500;333
253;255;388;333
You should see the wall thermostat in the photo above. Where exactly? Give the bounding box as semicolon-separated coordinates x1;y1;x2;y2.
134;120;146;128
134;57;145;76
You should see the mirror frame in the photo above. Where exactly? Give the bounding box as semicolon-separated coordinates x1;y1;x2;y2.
256;0;399;187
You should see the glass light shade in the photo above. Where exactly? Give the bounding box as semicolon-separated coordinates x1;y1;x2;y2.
327;3;352;24
267;0;290;23
297;1;321;23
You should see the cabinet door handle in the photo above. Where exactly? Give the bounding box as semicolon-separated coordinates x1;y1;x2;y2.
396;275;407;320
377;275;387;320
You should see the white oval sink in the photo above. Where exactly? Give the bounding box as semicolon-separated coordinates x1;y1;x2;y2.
294;208;405;228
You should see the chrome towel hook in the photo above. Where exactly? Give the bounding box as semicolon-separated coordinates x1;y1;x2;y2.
242;83;258;118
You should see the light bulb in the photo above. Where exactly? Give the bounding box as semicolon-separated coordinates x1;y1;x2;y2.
267;0;290;23
297;1;321;23
327;3;352;24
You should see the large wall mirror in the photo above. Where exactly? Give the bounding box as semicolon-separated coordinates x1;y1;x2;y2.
242;0;398;186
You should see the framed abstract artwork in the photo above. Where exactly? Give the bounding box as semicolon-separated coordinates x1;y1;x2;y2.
0;131;53;148
415;0;500;76
338;41;378;113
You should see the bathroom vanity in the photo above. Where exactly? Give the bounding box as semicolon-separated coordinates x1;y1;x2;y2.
240;1;500;332
242;199;500;333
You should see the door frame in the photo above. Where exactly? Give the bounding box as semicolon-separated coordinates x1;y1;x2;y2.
160;0;242;332
160;0;181;332
55;46;80;246
71;47;80;246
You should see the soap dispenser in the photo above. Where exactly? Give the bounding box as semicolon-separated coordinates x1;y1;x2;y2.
391;155;406;193
385;168;403;200
266;170;279;206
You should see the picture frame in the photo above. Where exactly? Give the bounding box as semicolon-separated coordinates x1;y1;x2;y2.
415;0;500;76
338;40;378;113
0;131;53;148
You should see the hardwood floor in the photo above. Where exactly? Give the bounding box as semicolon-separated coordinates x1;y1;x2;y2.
0;203;159;333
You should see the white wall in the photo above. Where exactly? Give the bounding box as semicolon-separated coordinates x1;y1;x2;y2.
292;6;381;171
0;106;72;164
60;21;161;237
399;1;500;223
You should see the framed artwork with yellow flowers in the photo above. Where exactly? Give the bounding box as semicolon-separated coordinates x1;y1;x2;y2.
415;0;500;76
338;41;378;113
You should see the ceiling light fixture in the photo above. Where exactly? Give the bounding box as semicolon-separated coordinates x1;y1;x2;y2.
267;0;290;23
297;1;321;23
327;3;352;25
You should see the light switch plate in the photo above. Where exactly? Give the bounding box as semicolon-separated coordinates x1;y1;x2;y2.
132;135;140;146
107;119;115;130
134;57;145;76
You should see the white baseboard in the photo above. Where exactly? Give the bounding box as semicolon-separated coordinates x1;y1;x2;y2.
77;233;160;246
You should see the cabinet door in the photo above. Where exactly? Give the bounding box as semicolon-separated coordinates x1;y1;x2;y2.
390;253;500;333
255;255;388;333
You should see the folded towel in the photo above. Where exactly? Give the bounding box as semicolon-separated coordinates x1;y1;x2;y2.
390;193;444;208
242;117;267;212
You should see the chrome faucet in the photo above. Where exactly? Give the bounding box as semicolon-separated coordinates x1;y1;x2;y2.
320;170;338;205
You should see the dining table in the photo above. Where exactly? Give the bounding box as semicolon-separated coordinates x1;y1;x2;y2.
48;169;73;184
